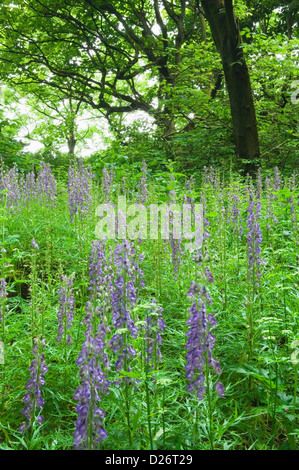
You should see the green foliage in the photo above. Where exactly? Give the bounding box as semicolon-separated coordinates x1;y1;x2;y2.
0;88;27;167
0;1;298;174
243;33;299;172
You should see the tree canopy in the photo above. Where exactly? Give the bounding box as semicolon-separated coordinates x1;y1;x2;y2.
0;0;298;174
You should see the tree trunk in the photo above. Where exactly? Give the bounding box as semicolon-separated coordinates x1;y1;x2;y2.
156;71;177;139
66;98;77;156
286;0;298;39
199;11;207;43
159;106;176;138
201;0;260;176
67;131;76;156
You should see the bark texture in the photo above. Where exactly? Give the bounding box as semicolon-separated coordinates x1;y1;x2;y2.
201;0;260;175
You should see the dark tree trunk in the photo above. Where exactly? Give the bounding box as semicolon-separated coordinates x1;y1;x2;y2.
156;71;177;139
157;104;176;139
286;0;298;39
201;0;260;176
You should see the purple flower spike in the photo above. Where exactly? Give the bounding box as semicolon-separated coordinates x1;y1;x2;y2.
185;281;224;401
246;192;264;283
205;267;215;284
108;240;142;376
73;302;110;450
57;276;74;345
31;239;39;250
215;381;225;397
0;278;7;323
68;160;94;223
136;160;149;205
186;281;201;298
144;299;166;369
37;162;57;205
19;336;48;433
102;167;115;203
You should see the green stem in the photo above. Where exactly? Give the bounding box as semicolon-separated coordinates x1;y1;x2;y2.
124;362;132;447
123;269;132;447
283;277;287;324
31;253;37;348
63;306;68;394
269;362;278;449
88;376;94;450
162;385;166;449
145;377;153;450
293;364;298;413
157;235;161;300
205;359;214;450
193;402;199;443
1;298;5;403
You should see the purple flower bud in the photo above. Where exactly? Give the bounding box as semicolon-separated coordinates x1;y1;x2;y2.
215;381;225;397
186;281;201;297
31;239;39;250
19;336;48;433
205;268;215;284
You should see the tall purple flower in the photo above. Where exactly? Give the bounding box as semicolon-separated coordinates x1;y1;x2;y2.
0;166;22;210
114;239;144;291
37;162;57;205
167;175;183;277
57;276;74;345
0;278;7;323
23;171;37;204
73;301;110;449
169;232;183;278
265;191;278;231
183;178;195;240
203;166;217;189
136;160;149;205
246;193;263;282
108;241;140;372
68;160;93;223
144;299;166;369
17;170;37;207
184;177;195;206
102;167;114;203
130;242;145;291
88;240;115;325
109;274;138;371
230;193;243;239
200;193;211;244
19;336;48;433
185;281;224;400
